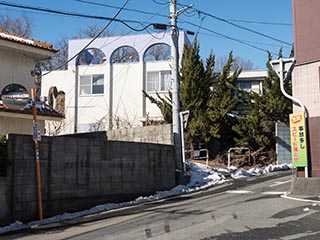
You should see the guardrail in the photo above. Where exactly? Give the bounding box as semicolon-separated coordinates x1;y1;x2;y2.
227;147;251;167
185;148;209;167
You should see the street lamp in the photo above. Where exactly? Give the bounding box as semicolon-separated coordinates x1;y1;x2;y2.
270;58;308;178
269;58;305;113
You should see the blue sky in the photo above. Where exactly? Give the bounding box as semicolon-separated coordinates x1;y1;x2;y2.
0;0;293;69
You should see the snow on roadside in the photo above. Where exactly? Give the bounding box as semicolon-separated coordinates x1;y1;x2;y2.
0;162;291;235
229;163;292;179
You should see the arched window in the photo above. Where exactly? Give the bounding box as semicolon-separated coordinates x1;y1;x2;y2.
110;46;139;63
144;43;171;62
76;48;106;66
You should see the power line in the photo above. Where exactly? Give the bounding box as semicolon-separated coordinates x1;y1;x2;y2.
2;1;290;50
5;0;291;49
0;1;152;27
74;0;168;18
0;1;285;59
42;0;130;76
227;18;292;26
183;20;279;56
198;31;291;49
191;8;292;46
151;0;168;6
176;3;291;46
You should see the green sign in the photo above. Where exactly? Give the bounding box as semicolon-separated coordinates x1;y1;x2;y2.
289;112;308;167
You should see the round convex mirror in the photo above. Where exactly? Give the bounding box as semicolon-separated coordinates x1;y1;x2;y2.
1;84;30;110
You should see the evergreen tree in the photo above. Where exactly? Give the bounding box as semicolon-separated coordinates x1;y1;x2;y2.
207;51;241;151
180;39;215;143
233;49;293;150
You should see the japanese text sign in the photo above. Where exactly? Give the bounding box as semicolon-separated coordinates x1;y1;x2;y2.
289;112;307;167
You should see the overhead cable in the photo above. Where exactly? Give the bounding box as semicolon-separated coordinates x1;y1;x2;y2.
42;0;130;76
0;1;147;27
74;0;168;18
192;8;292;46
227;19;292;26
184;20;279;56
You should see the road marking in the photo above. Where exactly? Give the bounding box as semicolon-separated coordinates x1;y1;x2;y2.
281;194;320;204
226;190;253;194
261;191;287;195
269;180;291;187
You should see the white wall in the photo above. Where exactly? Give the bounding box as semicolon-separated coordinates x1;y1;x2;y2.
0;47;47;136
42;61;171;134
41;69;75;134
42;32;187;135
0;48;36;95
0;116;45;136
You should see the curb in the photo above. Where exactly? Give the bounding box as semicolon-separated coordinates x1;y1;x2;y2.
280;193;320;204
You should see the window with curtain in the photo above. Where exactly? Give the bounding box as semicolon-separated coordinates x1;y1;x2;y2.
146;70;171;92
80;74;104;95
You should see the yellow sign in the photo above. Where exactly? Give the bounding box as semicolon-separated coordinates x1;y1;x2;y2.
289;112;308;167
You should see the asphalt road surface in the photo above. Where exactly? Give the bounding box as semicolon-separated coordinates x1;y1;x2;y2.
3;170;320;240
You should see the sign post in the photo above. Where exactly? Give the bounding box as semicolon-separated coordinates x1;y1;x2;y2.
32;87;43;220
179;110;189;173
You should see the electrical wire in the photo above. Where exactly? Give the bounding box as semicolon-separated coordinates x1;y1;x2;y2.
35;9;158;75
151;0;168;6
183;20;279;56
0;1;151;27
74;0;168;18
191;8;292;46
0;1;290;56
42;0;131;130
227;18;292;26
198;31;291;49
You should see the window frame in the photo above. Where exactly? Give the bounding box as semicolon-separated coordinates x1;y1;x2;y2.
237;81;252;90
79;74;104;96
146;70;171;93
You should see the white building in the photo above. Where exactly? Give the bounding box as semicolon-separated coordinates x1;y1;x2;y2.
42;32;267;135
42;31;190;135
235;70;267;95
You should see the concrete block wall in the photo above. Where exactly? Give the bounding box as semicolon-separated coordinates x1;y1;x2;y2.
276;122;291;165
1;132;175;226
0;177;9;226
107;124;173;145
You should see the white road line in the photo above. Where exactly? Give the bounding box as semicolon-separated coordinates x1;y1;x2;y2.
226;190;253;194
281;194;320;204
269;179;292;187
261;191;287;195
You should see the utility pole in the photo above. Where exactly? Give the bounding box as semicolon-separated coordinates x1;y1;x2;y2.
170;0;182;173
170;0;193;178
31;65;43;220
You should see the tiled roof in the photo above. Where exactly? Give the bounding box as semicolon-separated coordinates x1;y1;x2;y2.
0;29;58;52
0;102;64;119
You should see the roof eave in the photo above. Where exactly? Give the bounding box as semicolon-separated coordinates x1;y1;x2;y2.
0;38;57;61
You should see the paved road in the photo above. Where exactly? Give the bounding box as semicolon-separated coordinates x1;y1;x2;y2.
3;170;320;240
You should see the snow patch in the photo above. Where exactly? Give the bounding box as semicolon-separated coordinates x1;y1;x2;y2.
0;162;292;235
0;32;34;45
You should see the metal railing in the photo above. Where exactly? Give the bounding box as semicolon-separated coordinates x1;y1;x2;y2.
227;147;251;167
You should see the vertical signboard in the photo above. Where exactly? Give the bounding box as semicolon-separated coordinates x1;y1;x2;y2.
289;112;308;167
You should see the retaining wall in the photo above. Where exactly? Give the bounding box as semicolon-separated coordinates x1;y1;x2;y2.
0;131;175;226
107;124;173;144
